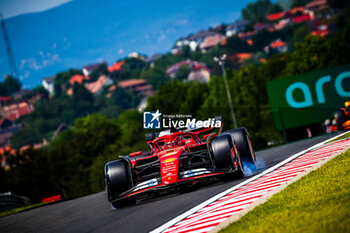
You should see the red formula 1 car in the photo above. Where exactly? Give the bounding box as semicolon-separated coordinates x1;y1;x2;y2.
104;118;256;208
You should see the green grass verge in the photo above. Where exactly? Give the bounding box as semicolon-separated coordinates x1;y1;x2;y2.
0;202;47;218
220;149;350;233
328;131;350;143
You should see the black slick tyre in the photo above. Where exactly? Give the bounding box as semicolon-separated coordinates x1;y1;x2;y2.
210;134;235;168
105;160;134;207
223;127;256;171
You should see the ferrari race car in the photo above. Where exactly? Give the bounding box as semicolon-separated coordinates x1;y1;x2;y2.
104;118;256;208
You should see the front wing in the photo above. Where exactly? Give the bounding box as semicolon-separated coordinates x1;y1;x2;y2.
110;167;237;203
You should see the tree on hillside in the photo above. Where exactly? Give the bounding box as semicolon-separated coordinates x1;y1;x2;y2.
283;28;350;76
140;67;167;89
291;0;311;7
278;0;292;10
176;65;191;81
153;53;184;71
198;76;233;128
89;63;109;82
0;75;21;96
109;87;138;109
146;80;188;114
327;0;350;8
242;0;282;24
118;58;148;81
268;3;283;13
225;36;252;54
54;69;83;97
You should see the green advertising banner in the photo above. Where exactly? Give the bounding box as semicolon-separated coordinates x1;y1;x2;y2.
266;65;350;131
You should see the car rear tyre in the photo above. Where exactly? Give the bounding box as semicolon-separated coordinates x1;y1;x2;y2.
105;160;134;207
223;127;256;171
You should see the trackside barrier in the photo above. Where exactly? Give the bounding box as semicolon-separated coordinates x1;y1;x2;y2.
0;192;31;211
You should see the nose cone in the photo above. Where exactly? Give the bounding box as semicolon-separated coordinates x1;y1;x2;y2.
159;148;183;184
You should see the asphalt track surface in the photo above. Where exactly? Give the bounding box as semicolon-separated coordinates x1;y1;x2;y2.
0;132;341;233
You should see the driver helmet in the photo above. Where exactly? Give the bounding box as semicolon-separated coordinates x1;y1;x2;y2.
345;101;350;108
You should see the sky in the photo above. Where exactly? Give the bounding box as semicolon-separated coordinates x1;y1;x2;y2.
0;0;257;88
0;0;72;18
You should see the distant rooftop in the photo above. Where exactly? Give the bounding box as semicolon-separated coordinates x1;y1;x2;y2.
43;76;55;84
118;79;147;88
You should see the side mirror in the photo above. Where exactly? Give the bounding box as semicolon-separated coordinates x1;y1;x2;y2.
129;151;143;157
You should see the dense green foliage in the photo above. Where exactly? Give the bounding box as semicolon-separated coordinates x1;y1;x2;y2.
327;0;350;8
0;76;21;96
147;27;350;148
1;112;148;201
89;63;109;82
115;58;149;81
10;81;140;149
241;0;283;25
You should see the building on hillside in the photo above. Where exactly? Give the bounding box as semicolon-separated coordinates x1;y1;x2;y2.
0;145;16;167
305;0;329;12
199;34;226;51
84;75;113;94
226;21;247;37
187;65;210;83
117;79;153;96
311;21;329;37
253;22;272;31
69;74;89;85
107;61;124;73
172;30;218;54
128;52;148;60
234;53;252;64
0;101;34;121
0;97;13;107
166;60;208;78
274;19;292;30
264;39;288;53
82;62;107;76
42;76;55;95
311;25;329;37
238;30;258;39
293;13;313;23
267;7;306;22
